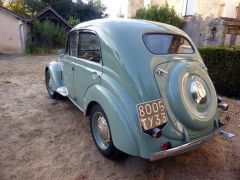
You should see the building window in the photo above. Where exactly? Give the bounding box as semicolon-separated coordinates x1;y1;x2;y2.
182;0;197;16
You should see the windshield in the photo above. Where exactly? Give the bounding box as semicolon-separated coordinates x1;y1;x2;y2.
143;33;194;55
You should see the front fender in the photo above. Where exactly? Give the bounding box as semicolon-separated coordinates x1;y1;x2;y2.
45;61;63;91
84;84;139;156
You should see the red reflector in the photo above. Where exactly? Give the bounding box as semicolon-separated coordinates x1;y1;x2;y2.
161;143;167;151
161;142;172;151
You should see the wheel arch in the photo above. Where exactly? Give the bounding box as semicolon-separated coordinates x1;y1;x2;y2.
84;85;139;156
45;61;63;91
85;101;99;117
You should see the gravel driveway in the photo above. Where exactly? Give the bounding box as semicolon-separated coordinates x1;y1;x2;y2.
0;55;239;180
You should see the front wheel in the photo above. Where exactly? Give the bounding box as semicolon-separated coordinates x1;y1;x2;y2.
90;104;125;160
45;69;61;99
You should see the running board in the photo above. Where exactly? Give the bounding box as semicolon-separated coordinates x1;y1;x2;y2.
56;86;68;97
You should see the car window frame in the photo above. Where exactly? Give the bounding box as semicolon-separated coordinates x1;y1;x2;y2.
67;30;79;57
78;29;102;63
64;37;69;54
142;33;195;55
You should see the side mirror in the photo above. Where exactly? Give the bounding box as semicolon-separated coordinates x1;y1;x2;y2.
58;49;65;57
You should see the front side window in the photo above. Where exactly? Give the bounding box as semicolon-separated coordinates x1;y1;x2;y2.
143;34;194;55
79;32;101;62
69;31;78;57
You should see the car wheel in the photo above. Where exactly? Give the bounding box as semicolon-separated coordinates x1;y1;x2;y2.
45;69;60;99
90;104;125;160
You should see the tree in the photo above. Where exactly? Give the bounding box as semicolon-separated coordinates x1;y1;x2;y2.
24;0;107;21
72;0;107;21
24;0;74;18
132;2;184;28
67;16;80;27
3;0;30;17
4;0;106;21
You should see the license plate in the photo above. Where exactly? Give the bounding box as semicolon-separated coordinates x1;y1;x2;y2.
136;99;168;130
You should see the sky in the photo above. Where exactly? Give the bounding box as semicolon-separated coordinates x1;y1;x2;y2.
82;0;128;18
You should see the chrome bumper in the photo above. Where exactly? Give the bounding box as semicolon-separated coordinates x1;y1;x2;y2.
150;123;226;161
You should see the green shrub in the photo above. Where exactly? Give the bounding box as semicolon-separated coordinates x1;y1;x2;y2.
132;2;184;28
199;47;240;98
68;16;80;27
25;35;35;54
26;20;67;54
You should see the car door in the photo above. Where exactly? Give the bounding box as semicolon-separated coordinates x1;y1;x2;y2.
73;30;102;109
62;31;78;100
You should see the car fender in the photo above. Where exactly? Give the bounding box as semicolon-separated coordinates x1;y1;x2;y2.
45;61;62;91
84;84;139;156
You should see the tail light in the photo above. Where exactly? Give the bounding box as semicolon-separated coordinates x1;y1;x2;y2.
161;142;172;151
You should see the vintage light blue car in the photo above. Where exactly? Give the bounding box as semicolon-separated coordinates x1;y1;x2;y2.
45;19;228;161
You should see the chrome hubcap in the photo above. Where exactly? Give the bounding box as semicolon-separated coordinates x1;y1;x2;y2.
92;113;110;150
97;115;110;144
190;81;207;105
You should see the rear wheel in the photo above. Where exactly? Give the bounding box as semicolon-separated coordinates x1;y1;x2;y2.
90;104;125;160
45;69;61;99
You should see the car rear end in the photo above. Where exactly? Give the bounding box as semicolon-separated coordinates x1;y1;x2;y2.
135;31;229;161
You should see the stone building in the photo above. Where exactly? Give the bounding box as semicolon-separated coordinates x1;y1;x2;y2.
0;6;30;54
0;6;71;54
128;0;240;46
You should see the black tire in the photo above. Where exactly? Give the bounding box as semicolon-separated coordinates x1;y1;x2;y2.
90;104;125;160
45;69;63;100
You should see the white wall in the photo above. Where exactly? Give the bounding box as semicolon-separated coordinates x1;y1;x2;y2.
0;9;29;54
224;0;239;18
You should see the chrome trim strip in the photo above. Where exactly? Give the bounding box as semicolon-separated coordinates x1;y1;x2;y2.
150;124;226;161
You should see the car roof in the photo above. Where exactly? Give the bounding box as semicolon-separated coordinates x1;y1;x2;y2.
71;18;186;37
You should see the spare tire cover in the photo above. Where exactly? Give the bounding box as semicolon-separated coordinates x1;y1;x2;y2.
167;62;218;131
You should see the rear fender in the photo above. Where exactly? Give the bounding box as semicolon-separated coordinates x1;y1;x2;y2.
45;61;63;91
84;84;139;156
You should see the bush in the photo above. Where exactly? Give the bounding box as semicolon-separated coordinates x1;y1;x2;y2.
132;2;184;28
26;20;67;54
68;16;80;27
199;47;240;98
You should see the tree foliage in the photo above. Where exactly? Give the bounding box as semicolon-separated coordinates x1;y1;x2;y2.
24;0;106;21
26;20;67;53
3;0;106;21
132;3;184;28
3;0;30;17
67;16;80;27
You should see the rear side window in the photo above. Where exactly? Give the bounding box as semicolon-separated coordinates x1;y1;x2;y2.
69;31;78;57
79;32;101;63
143;34;194;55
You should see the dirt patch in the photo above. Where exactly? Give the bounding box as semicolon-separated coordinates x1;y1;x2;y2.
0;55;239;180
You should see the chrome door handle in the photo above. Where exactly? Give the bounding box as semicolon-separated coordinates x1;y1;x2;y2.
92;72;100;79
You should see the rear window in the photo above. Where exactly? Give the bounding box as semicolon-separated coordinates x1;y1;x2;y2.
143;34;194;55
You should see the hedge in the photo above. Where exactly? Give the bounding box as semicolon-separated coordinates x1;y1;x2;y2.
198;47;240;98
